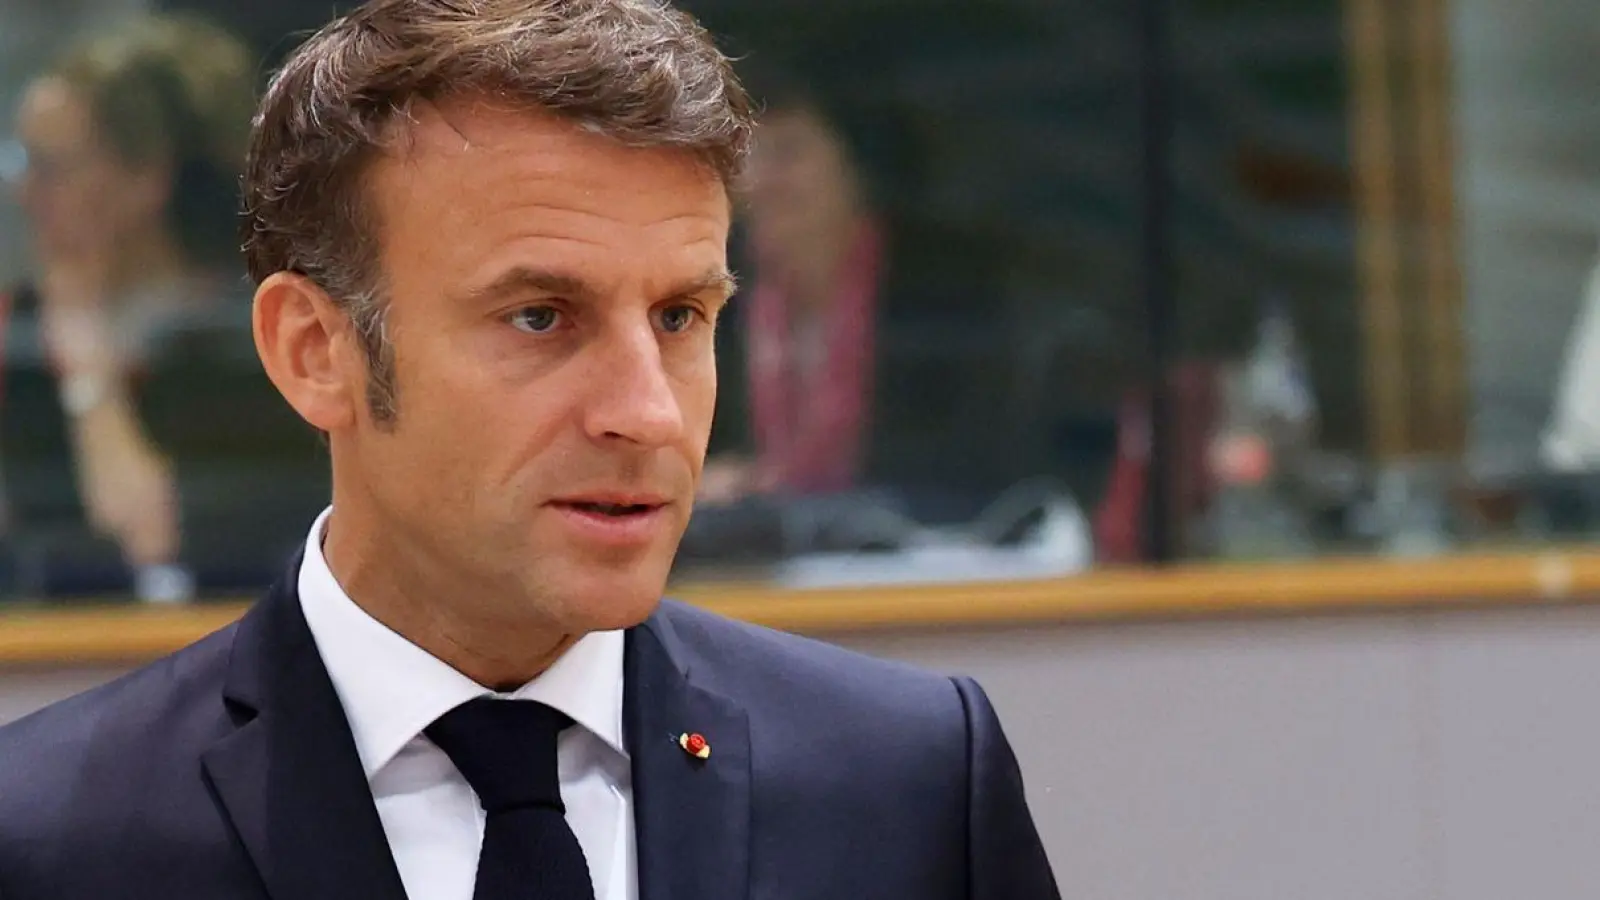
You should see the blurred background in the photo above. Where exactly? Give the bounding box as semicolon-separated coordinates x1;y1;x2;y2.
0;0;1595;599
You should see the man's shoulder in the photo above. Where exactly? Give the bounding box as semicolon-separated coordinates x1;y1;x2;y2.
0;620;256;894
651;598;966;728
650;599;976;832
0;620;239;813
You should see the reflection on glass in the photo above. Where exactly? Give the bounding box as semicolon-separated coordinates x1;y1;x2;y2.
0;14;315;601
0;0;1587;602
704;70;882;504
675;0;1145;582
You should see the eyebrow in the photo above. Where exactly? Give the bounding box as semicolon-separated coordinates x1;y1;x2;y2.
464;266;739;306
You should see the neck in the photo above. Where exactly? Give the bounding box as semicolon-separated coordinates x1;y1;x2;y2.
320;497;575;691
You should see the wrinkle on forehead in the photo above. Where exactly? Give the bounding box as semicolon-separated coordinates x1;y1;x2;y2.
369;94;729;272
380;95;730;220
401;95;707;174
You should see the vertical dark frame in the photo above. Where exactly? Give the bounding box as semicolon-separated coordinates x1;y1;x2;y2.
1137;0;1177;562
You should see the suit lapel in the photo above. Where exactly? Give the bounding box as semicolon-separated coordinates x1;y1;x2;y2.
201;566;408;900
627;609;752;900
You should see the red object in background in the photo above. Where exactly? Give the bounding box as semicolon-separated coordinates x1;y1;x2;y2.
1093;362;1222;564
1208;432;1273;485
745;220;883;494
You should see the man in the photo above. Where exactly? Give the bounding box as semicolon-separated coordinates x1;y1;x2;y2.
0;2;1060;898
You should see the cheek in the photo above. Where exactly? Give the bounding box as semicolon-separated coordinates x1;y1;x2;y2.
673;343;719;434
457;367;577;471
410;327;572;436
365;419;485;532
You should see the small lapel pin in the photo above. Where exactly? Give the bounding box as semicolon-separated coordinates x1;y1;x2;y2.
678;732;711;760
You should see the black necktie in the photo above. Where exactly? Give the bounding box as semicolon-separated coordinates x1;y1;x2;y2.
426;698;597;900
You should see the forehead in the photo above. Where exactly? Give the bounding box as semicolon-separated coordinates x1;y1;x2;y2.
368;97;729;239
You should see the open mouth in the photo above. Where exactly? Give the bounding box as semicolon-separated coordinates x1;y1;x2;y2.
562;502;658;517
551;497;668;544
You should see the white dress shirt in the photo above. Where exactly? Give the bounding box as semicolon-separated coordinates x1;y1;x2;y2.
297;508;637;900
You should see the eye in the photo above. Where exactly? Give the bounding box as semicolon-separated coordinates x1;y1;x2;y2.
508;306;563;334
657;305;702;335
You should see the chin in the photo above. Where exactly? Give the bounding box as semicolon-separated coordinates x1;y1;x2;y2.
547;567;670;633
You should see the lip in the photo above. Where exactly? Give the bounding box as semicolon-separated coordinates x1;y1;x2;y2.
551;492;671;507
547;498;672;548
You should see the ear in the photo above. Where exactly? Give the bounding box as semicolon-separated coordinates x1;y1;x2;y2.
253;272;361;433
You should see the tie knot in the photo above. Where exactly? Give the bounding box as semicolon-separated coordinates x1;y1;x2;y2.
425;697;570;814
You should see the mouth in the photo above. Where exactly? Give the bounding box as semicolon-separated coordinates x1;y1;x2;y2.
557;501;661;517
548;495;673;548
549;492;671;517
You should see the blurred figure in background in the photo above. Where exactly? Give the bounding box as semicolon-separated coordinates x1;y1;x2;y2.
2;14;255;600
1543;252;1600;472
701;69;884;503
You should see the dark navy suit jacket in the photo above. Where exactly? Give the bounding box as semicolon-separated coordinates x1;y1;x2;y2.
0;563;1060;898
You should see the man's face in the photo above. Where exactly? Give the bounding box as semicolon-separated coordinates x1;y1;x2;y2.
341;98;731;633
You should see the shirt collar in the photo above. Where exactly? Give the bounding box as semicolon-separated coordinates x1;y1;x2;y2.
297;507;628;781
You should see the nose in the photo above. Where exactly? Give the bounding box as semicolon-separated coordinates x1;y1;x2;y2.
581;322;685;449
